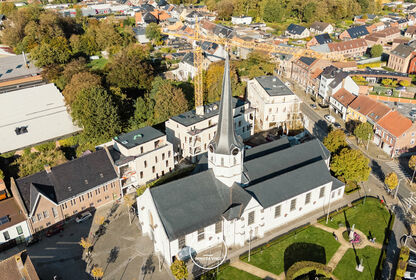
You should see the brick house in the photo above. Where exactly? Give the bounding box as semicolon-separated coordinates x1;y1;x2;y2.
346;95;378;123
306;33;332;48
365;27;400;47
387;43;416;73
10;149;120;233
339;26;369;40
374;111;416;156
405;26;416;38
290;57;331;95
327;38;368;58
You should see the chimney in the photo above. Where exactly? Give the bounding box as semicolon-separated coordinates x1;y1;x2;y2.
44;165;51;173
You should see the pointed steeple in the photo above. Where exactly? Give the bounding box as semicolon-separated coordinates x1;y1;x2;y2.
212;52;243;155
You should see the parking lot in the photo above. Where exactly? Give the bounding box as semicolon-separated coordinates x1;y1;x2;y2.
0;201;172;280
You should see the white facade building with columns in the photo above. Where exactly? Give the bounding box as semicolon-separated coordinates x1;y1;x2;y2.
137;55;345;266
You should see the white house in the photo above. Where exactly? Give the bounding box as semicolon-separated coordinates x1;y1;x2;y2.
108;126;175;195
137;55;345;266
329;88;357;120
309;22;334;35
0;198;31;245
285;24;310;39
231;16;252;25
247;76;301;131
318;66;359;102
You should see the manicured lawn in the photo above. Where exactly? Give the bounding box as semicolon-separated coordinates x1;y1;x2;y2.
88;58;108;70
333;246;381;280
322;197;390;244
216;266;261;280
242;226;341;275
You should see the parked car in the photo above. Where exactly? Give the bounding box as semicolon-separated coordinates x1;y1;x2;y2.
310;103;317;109
410;109;416;118
409;258;416;267
324;114;335;123
333;122;341;129
46;222;64;237
244;145;252;150
404;271;416;279
26;235;41;247
75;211;92;223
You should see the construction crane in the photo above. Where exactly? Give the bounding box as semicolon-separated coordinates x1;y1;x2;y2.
162;20;346;115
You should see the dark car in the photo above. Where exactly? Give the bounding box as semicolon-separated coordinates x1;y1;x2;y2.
26;235;42;246
46;222;64;237
334;122;341;129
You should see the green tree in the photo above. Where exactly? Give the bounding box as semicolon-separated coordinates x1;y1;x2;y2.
170;259;188;280
381;79;392;86
0;169;4;181
153;81;189;123
62;72;102;106
71;87;121;142
330;148;371;183
129;95;155;129
370;44;383;57
55;57;88;89
323;129;348;154
353;122;374;145
106;45;153;90
409;155;416;182
0;2;16;16
14;149;67;177
384;172;398;191
30;36;72;67
263;0;284;23
400;80;411;87
145;22;162;44
303;2;317;23
217;0;234;20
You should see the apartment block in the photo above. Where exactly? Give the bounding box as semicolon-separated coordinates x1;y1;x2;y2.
11;149;120;233
109;126;175;194
165;98;255;162
247;76;301;130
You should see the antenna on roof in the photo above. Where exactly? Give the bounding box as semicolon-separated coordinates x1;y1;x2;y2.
22;51;29;69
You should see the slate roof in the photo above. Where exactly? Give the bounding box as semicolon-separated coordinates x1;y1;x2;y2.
0;54;41;82
170;97;247;127
143;12;158;23
391;43;415;58
321;66;349;88
254;75;294;97
314;33;332;45
287;23;307;35
299;56;317;66
346;26;369;39
114;126;165;149
15;149;118;214
181;52;194;66
310;22;331;32
150;137;337;240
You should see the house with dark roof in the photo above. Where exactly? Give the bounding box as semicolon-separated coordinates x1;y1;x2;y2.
387;43;416;73
374;110;416;156
10;149;120;233
365;26;400;47
306;33;332;48
138;55;344;266
290;57;331;95
339;25;369;40
318;66;359;101
309;22;333;34
285;23;310;39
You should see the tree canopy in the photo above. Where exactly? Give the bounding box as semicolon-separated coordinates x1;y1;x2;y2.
330;148;371;183
170;259;188;280
70;87;121;142
145;23;162;44
370;44;383;58
323;129;348;154
384;172;398;190
153;80;189;123
62;71;102;106
353;122;374;144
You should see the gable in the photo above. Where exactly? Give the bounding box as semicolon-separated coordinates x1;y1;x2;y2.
30;193;57;218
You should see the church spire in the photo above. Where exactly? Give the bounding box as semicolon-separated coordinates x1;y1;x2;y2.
212;52;243;155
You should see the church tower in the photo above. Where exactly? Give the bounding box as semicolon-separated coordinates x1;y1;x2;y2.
208;53;244;187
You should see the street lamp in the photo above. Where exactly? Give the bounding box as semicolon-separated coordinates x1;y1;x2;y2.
394;178;405;199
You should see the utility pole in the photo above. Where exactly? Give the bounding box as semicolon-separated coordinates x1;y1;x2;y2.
367;132;371;150
394;178;404;199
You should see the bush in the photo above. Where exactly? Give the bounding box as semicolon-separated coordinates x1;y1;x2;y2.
395;247;410;278
35;142;56;152
286;261;332;280
59;135;80;147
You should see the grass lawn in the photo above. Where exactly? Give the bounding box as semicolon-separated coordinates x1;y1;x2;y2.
216;266;261;280
333;246;381;280
242;226;341;275
88;58;108;71
321;197;390;244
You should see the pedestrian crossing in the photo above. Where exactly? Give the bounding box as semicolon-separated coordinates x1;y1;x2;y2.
385;161;412;179
402;196;416;209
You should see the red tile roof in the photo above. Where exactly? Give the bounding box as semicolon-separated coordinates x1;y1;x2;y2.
328;38;367;52
348;95;378;116
332;88;357;107
377;110;412;137
366;102;391;123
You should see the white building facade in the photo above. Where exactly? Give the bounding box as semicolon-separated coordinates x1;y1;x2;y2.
318;66;359;102
247;76;301;131
0;198;31;245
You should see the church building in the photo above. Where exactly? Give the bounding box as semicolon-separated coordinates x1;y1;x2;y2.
137;54;345;266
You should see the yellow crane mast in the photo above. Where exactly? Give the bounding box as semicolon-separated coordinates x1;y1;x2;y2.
162;20;346;115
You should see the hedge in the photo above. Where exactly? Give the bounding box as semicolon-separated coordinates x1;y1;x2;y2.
286;261;333;280
395;246;410;279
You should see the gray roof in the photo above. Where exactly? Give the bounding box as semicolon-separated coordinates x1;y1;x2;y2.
321;66;349;88
299;56;316;66
170;97;247;127
254;76;294;97
310;22;331;32
310;44;330;53
15;149;118;213
211;54;243;155
149;137;337;241
287;23;307;35
346;25;369;38
391;43;415;58
348;69;408;78
315;33;332;45
0;54;41;82
181;52;194;66
132;27;146;36
114;126;164;150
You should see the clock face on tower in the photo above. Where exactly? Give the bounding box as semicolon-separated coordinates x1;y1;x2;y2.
232;148;239;156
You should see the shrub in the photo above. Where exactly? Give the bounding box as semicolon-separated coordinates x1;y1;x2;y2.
59;135;80;147
286;261;332;280
35;142;56;153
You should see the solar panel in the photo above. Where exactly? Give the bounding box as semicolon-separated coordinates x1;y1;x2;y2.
0;216;9;225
